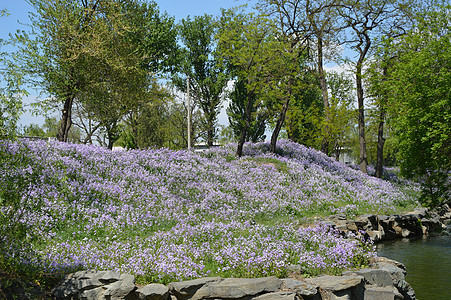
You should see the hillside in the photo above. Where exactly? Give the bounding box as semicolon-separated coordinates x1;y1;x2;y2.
0;139;419;283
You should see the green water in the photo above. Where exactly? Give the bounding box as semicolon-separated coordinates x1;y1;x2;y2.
376;235;451;300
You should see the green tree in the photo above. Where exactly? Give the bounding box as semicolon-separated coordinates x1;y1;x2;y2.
384;6;451;206
173;15;228;147
227;78;267;143
338;0;417;173
260;0;343;154
15;0;177;145
217;9;279;157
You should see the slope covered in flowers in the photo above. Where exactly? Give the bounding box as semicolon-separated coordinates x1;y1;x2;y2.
0;139;418;283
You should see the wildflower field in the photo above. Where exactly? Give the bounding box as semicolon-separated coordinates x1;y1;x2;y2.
0;139;419;284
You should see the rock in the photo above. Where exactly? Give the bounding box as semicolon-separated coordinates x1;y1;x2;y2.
358;214;379;230
322;220;337;228
329;214;347;221
346;220;359;232
366;230;383;242
421;218;443;233
305;275;363;292
79;286;105;300
342;269;393;287
104;274;136;300
53;273;79;299
363;285;402;300
78;278;103;291
282;278;318;296
401;228;411;238
168;277;223;300
136;283;169;300
100;270;122;284
252;291;299;300
190;276;283;300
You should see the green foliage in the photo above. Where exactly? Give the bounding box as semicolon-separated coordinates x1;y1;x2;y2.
285;72;324;149
384;6;451;207
227;79;267;143
172;14;228;147
0;142;42;277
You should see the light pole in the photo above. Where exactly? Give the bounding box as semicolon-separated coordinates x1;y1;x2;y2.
187;76;191;151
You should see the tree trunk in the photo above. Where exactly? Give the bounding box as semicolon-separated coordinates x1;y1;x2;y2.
355;38;371;174
270;96;290;153
375;109;386;178
318;34;331;155
56;95;74;142
375;66;388;178
207;116;214;147
236;90;253;158
356;64;367;173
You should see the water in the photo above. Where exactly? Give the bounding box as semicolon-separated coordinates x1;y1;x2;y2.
376;235;451;300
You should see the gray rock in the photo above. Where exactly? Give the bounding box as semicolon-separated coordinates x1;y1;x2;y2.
104;274;136;300
282;278;317;296
79;286;105;300
363;285;402;300
305;275;363;292
78;270;107;281
191;277;283;300
366;230;384;242
100;270;122;284
168;277;223;300
395;280;416;300
358;214;379;230
252;291;299;300
136;283;169;300
78;278;103;291
342;269;393;287
52;273;79;299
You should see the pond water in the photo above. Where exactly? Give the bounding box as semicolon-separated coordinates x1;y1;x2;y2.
376;234;451;300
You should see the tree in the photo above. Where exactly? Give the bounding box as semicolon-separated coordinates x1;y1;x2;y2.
338;0;416;173
384;6;451;206
227;78;267;143
217;9;280;157
173;15;228;147
260;0;343;155
325;71;355;160
15;0;178;144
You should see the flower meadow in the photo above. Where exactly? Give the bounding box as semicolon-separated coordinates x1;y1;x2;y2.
0;139;418;283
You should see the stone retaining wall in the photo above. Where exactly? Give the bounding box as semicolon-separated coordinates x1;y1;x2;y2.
52;257;414;300
326;204;451;242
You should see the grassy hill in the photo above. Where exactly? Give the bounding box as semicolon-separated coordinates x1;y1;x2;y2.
0;139;419;284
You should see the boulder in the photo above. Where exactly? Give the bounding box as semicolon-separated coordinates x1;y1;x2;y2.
168;277;223;300
342;269;393;287
363;285;402;300
305;275;363;292
282;278;318;296
104;274;136;300
358;214;379;231
136;283;170;300
366;230;384;242
79;286;105;300
252;291;299;300
189;277;283;300
100;270;122;284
